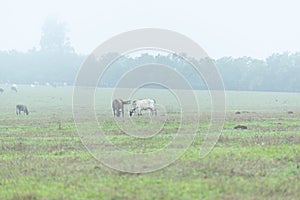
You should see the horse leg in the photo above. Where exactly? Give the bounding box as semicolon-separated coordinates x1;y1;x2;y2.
138;108;142;116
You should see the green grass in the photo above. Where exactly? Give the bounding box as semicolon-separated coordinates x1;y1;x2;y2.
0;85;299;199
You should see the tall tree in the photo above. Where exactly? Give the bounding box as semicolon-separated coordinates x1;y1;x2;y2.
40;17;74;53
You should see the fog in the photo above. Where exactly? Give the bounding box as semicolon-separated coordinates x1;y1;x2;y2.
1;0;300;58
0;0;300;91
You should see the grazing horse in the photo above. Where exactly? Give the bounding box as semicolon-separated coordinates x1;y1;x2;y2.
112;99;131;117
11;86;17;92
129;99;157;117
16;105;29;115
0;88;4;93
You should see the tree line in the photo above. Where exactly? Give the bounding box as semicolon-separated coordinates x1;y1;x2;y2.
1;18;299;92
1;50;299;92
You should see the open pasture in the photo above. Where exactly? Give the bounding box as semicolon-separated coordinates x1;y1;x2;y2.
0;85;299;199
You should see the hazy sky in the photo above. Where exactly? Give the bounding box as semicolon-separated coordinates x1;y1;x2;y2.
1;0;299;59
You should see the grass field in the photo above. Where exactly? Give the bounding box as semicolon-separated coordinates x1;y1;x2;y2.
0;85;299;199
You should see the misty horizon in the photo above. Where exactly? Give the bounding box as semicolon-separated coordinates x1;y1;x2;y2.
1;0;300;59
0;17;298;61
1;1;299;92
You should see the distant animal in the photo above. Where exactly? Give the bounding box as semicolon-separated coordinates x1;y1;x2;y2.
287;111;294;114
16;105;29;115
129;98;157;117
0;88;4;93
235;111;241;114
112;99;131;117
234;125;247;130
11;86;17;92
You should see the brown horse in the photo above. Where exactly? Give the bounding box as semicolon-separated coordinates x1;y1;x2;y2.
112;99;131;117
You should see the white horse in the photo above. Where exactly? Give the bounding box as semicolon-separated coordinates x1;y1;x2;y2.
11;84;18;92
129;99;157;116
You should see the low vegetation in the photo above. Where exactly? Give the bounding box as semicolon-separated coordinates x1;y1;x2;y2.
0;86;299;199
